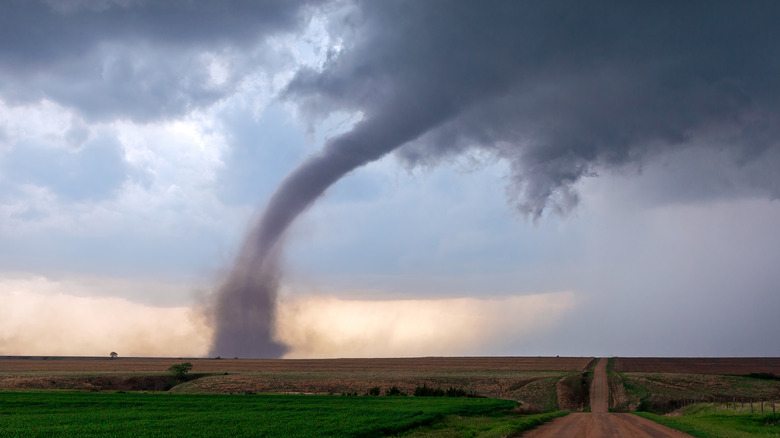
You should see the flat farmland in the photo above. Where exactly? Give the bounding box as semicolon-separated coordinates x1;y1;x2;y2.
0;356;593;373
612;357;780;375
0;356;594;410
609;358;780;413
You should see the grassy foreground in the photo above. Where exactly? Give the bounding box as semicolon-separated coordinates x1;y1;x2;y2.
0;391;563;437
635;404;780;438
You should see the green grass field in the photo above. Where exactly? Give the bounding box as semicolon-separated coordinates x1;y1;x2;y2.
398;410;566;437
635;404;780;438
0;391;563;437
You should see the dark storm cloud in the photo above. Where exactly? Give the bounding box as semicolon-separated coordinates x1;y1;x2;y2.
0;0;307;66
209;0;780;357
0;0;314;121
288;0;780;217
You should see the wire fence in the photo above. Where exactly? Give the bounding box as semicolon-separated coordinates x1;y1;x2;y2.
668;396;778;415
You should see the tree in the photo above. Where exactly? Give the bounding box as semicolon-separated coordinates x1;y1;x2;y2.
168;362;193;379
110;352;118;360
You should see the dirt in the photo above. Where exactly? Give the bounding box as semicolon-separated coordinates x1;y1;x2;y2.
608;371;631;411
170;370;568;407
590;358;609;413
0;356;594;373
0;356;589;406
520;413;694;437
555;373;590;411
0;374;206;391
520;358;695;437
612;357;780;375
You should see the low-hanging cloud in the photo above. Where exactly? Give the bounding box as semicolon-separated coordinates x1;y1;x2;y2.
0;274;573;358
0;276;212;357
277;292;575;358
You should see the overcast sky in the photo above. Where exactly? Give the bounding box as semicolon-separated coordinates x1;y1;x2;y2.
2;0;779;358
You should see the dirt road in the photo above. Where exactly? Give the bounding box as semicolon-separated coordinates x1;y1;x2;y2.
521;358;693;437
590;356;609;414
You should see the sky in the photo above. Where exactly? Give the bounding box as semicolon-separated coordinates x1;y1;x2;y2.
1;0;779;358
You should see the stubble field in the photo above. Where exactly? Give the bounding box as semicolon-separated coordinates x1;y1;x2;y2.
608;357;780;414
0;356;594;372
0;356;594;411
611;357;780;375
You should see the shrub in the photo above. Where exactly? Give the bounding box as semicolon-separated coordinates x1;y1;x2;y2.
445;387;468;397
384;386;406;396
167;362;193;379
366;386;381;396
414;384;445;397
747;372;778;380
413;384;475;397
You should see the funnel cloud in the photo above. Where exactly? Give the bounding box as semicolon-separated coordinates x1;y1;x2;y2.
208;1;780;357
209;94;467;356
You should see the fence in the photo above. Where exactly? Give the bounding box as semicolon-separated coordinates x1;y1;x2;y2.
673;397;777;415
711;397;777;415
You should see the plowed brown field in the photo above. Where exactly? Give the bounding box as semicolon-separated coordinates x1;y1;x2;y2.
612;357;780;375
0;356;593;373
0;356;593;406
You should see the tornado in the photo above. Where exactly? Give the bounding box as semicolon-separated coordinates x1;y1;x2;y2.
208;99;462;357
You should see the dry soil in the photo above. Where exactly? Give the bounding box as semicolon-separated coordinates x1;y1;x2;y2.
521;358;694;437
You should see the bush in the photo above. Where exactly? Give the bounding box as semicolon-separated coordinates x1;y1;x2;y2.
167;362;193;379
445;387;468;397
413;384;476;398
414;384;445;397
747;372;779;380
366;386;381;396
384;386;406;396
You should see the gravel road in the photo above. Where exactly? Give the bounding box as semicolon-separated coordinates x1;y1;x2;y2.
521;358;694;437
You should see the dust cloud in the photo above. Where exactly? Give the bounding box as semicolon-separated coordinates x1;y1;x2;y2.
0;278;211;357
0;275;573;358
276;292;575;358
